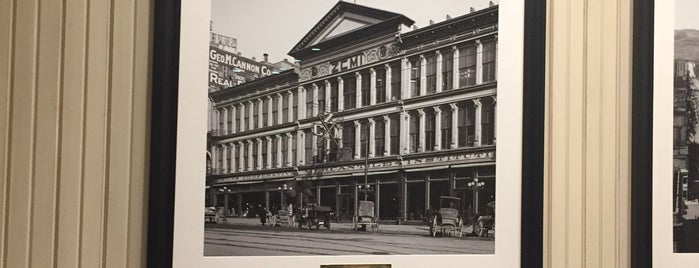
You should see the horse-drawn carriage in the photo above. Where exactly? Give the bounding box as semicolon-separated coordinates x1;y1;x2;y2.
429;196;464;237
353;200;379;232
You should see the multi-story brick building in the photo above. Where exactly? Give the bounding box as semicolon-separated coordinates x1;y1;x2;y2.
206;2;498;223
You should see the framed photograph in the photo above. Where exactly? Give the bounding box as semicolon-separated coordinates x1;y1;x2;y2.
148;0;545;267
634;0;699;266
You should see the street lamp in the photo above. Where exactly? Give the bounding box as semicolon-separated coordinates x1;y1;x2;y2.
277;184;293;209
467;178;486;216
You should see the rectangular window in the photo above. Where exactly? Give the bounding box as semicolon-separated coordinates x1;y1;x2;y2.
226;109;233;133
391;62;401;100
342;122;356;155
426;54;437;94
243;106;250;132
290;135;296;165
262;140;268;168
482;100;495;145
252;140;258;169
235;109;240;132
390;114;400;155
360;122;368;158
318;84;326;115
330;80;339;112
361;71;370;106
410;58;421;97
218;110;224;134
244;142;249;170
292;92;298;122
262;100;268;127
252;103;259;129
441;109;452;149
328;139;338;162
305;130;314;164
234;144;240;171
344;75;356;109
272;97;279;126
457;103;467;147
376;68;386;103
425;111;435;151
217;147;222;173
442;50;454;90
306;85;314;118
281;135;288;165
482;41;497;83
459;45;477;87
375;119;385;157
457;102;476;147
409;114;419;153
282;95;289;124
271;137;277;167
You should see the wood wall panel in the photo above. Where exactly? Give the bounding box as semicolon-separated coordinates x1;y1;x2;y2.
545;0;632;267
0;0;151;267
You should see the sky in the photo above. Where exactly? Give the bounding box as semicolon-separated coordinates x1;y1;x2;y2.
676;0;699;30
211;0;499;63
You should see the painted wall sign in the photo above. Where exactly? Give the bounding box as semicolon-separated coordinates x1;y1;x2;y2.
299;43;401;82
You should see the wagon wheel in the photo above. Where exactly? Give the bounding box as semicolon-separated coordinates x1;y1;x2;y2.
352;216;358;231
326;222;331;230
375;221;379;233
477;220;486;237
430;218;437;237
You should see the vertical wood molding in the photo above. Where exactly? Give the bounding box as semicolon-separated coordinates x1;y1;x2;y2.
0;0;151;266
545;0;632;267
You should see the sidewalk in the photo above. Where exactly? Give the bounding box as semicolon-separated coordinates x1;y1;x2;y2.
215;216;494;239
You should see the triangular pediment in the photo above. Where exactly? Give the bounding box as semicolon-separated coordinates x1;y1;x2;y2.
289;1;414;56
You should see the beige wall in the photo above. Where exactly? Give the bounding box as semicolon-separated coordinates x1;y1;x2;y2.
0;0;152;267
0;0;636;267
545;0;633;267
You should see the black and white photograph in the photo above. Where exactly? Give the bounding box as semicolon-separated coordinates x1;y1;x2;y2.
204;0;499;256
672;0;699;254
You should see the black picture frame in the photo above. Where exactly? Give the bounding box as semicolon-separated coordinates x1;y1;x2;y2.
146;0;546;266
631;0;653;267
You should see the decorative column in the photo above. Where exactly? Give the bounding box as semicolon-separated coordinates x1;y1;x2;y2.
354;120;362;160
297;130;305;166
286;133;293;167
435;51;443;93
368;118;375;158
402;58;410;99
265;137;272;169
266;96;273;127
211;145;218;173
385;64;392;101
230;105;237;133
221;107;228;134
325;80;331;113
312;84;319;117
238;141;244;171
369;68;377;105
417;108;426;152
337;77;344;111
276;93;284;124
492;96;497;143
475;40;483;85
452;46;460;89
355;72;362;108
239;103;246;132
247;140;253;171
400;111;409;155
256;138;263;170
248;101;255;130
473;99;482;146
229;142;236;172
287;90;294;122
450;103;459;149
311;125;318;163
383;115;391;156
419;55;427;96
297;86;306;120
434;106;442;150
275;134;283;168
257;99;264;128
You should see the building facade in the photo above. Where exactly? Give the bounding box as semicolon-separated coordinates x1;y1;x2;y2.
206;2;498;223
